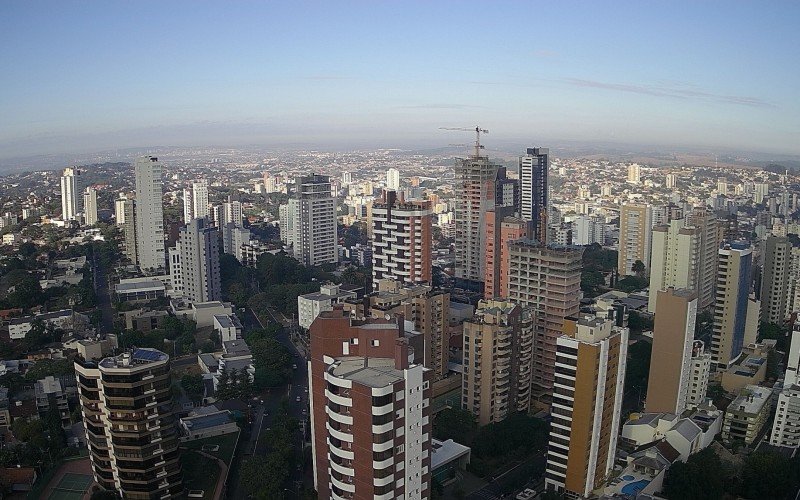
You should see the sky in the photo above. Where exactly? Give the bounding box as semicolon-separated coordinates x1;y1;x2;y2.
1;1;800;159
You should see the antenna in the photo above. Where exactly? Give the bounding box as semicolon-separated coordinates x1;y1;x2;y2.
439;126;489;157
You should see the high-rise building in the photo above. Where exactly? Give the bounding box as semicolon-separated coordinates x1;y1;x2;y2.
770;323;800;448
60;167;81;221
646;288;697;415
289;174;337;266
717;177;728;195
545;314;627;498
309;310;432;499
174;218;221;303
686;340;712;410
386;167;400;190
114;198;127;226
454;155;509;290
461;299;534;425
192;179;209;220
75;348;183;499
222;222;251;263
686;207;720;310
617;204;652;276
341;171;352;185
712;243;758;368
484;213;528;299
665;173;678;189
221;197;243;227
648;219;699;314
760;236;791;324
83;187;98;226
182;187;193;223
134;156;165;272
371;190;432;288
507;241;583;406
754;182;770;204
519;147;549;243
627;164;641;184
122;199;137;264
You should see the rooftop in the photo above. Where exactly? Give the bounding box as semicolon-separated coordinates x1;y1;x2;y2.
214;314;242;329
9;309;72;325
181;410;234;431
431;439;471;470
115;279;165;293
728;385;772;414
330;357;405;388
99;348;168;369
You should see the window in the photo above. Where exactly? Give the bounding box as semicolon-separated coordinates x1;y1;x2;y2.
371;339;380;347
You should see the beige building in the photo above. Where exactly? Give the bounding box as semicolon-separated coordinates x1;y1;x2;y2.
648;219;699;314
687;341;712;410
720;340;773;393
507;241;583;407
722;385;772;445
761;236;791;324
545;314;628;498
618;204;652;276
646;288;697;415
712;243;759;369
461;300;533;425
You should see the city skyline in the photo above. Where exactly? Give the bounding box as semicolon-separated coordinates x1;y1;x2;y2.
2;1;800;160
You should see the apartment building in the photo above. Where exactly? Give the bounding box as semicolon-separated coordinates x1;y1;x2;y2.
648;219;699;314
618;204;652;276
760;236;791;324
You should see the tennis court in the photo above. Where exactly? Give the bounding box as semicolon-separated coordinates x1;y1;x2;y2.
47;472;93;500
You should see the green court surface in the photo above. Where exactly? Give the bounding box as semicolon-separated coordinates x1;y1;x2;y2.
47;472;92;500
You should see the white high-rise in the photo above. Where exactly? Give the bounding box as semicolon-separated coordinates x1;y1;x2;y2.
183;179;209;222
648;219;700;314
174;218;221;303
627;164;641;184
288;174;337;266
60;167;81;221
83;187;98;226
770;323;800;449
134;156;166;272
386;167;400;190
114;197;127;226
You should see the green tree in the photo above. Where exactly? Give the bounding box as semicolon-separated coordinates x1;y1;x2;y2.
180;374;204;401
625;340;651;405
663;448;728;500
740;451;799;499
632;259;646;277
432;408;478;447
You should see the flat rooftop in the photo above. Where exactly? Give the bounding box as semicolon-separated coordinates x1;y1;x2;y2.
115;279;165;292
99;348;168;369
729;385;772;414
330;357;404;388
214;314;242;328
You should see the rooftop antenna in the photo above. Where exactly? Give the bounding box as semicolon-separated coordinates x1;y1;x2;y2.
439;126;489;157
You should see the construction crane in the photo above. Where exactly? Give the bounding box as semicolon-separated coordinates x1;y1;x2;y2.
439;126;488;157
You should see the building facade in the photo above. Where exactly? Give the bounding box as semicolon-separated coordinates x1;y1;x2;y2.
75;348;183;499
461;300;534;425
175;218;221;303
712;243;758;369
134;156;166;272
617;204;652;276
309;310;432;500
645;288;697;415
60;167;81;221
770;326;800;448
761;236;791;324
519;147;549;243
83;187;98;226
686;207;720;310
371;190;432;288
648;219;699;314
545;315;628;498
289;174;338;266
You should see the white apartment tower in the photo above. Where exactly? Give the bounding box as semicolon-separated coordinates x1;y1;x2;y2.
83;187;98;226
618;204;652;276
386;167;400;190
134;156;166;272
648;219;699;314
183;179;209;222
627;164;641;184
60;167;81;221
290;174;337;266
175;218;221;303
770;324;800;449
687;340;712;409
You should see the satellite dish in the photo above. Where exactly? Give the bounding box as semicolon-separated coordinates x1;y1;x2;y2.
385;314;391;321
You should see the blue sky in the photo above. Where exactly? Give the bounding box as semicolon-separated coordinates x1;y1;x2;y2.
1;1;799;158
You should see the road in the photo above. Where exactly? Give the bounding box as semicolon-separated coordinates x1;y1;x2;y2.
227;308;311;499
90;248;114;334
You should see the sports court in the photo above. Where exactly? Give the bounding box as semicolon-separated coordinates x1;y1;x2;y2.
47;472;93;500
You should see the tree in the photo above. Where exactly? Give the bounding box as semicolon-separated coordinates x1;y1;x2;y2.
694;309;714;344
740;451;800;499
240;454;289;499
432;408;478;447
627;311;654;333
625;340;651;404
180;374;204;401
632;259;646;277
663;448;727;500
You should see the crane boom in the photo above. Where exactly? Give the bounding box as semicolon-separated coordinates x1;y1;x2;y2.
439;126;489;157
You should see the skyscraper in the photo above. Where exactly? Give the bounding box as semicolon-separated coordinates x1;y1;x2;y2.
665;173;677;189
83;187;98;226
617;203;652;276
75;348;183;498
686;207;720;310
627;164;641;184
289;174;337;266
222;222;251;263
545;314;627;498
648;219;699;314
309;309;432;499
114;197;127;226
646;288;697;415
507;241;583;406
461;299;534;425
60;167;81;221
519;147;549;243
770;323;800;448
134;156;165;272
760;236;791;324
371;190;432;288
454;154;508;290
386;167;400;190
192;179;209;220
484;211;527;299
175;218;221;303
712;243;758;368
122;199;137;264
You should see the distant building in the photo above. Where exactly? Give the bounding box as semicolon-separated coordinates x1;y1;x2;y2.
519;147;549;243
618;204;652;276
174;218;221;304
286;174;338;266
34;376;69;427
386;167;400;190
60;167;81;221
213;314;243;342
83;187;98;226
761;236;791;324
134;156;166;272
297;283;358;330
648;219;699;314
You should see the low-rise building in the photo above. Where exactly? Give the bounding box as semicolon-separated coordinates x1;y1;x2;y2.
770;326;800;449
114;277;167;303
76;336;118;361
720;340;774;393
119;309;169;332
34;376;70;427
179;407;238;441
430;439;471;487
8;310;88;340
213;314;243;342
722;385;772;445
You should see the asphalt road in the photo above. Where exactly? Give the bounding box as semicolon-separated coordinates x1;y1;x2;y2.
90;249;114;334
